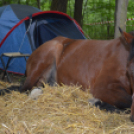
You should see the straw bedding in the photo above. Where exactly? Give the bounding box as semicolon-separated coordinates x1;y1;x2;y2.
0;81;134;134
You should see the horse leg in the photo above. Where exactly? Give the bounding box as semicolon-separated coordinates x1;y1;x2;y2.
36;61;57;87
20;68;45;92
91;83;132;111
20;60;57;93
19;76;35;92
88;95;130;113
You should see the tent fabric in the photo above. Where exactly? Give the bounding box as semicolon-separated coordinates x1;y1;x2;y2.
0;4;85;75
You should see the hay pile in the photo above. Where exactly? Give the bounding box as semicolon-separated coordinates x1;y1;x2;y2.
0;81;134;134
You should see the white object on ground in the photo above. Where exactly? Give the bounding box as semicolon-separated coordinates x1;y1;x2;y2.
29;88;43;100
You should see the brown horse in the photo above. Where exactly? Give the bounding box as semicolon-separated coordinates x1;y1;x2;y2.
20;28;134;121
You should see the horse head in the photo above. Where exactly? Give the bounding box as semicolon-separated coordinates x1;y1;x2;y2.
120;28;134;122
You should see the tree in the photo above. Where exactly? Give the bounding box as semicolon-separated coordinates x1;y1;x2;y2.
2;0;11;5
114;0;129;38
18;0;21;4
26;0;29;5
74;0;83;27
37;0;40;9
51;0;68;13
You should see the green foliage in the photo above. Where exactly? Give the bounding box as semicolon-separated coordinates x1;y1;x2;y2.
67;0;75;18
82;0;134;39
80;0;115;39
0;0;134;39
38;0;51;11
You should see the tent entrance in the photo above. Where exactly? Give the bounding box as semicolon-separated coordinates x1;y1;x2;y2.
28;18;85;51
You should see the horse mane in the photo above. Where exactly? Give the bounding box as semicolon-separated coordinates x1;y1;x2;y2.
123;31;134;61
128;38;134;61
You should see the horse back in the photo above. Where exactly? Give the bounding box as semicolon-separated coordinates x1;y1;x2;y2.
57;38;131;94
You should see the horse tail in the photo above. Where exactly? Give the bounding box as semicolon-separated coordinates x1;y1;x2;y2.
51;36;75;65
0;85;20;96
19;76;35;92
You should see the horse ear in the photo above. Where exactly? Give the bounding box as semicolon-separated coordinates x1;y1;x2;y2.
119;27;134;44
119;27;123;34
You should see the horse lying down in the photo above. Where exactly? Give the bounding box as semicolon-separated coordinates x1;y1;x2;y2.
1;28;134;121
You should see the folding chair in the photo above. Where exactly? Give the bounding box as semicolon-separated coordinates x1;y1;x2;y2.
0;52;30;83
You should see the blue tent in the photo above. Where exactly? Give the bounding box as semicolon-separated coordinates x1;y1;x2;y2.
0;4;85;75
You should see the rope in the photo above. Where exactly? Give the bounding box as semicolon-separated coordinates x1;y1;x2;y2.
85;18;134;26
9;19;32;68
18;18;32;52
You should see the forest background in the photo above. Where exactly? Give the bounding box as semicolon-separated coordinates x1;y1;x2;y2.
0;0;134;39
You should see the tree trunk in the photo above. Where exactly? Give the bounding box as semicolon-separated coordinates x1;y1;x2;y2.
2;0;11;5
18;0;21;4
114;0;128;38
26;0;29;5
37;0;40;9
74;0;83;27
51;0;68;13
